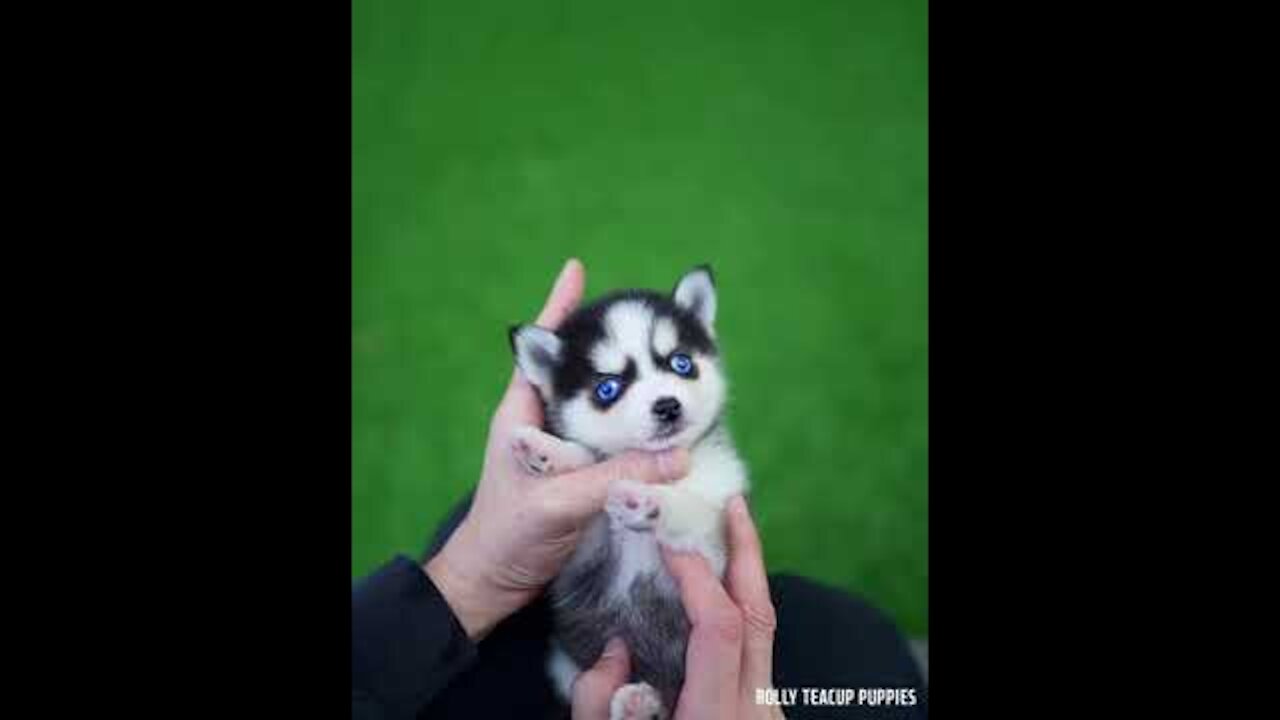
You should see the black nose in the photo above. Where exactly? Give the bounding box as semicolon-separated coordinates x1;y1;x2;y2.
652;397;682;423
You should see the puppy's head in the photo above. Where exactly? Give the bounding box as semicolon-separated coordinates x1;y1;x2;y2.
510;265;726;456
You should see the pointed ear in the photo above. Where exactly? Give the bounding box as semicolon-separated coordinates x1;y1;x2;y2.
672;264;717;332
509;324;562;395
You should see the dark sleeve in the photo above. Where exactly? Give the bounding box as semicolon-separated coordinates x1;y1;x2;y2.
352;555;478;720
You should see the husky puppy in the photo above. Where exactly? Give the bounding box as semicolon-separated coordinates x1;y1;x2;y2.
508;265;749;720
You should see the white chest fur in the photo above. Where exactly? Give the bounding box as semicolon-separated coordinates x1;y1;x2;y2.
594;426;749;601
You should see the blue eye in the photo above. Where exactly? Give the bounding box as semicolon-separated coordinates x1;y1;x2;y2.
669;353;694;376
594;377;622;403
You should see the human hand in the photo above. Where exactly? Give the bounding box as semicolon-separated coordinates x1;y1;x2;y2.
662;496;785;720
565;495;783;720
567;637;665;720
424;259;690;640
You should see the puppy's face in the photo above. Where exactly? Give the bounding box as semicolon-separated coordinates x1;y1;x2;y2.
511;266;726;457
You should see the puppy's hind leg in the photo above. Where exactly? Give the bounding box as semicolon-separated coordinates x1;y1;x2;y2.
610;682;666;720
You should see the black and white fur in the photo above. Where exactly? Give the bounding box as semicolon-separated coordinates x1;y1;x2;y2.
509;266;748;720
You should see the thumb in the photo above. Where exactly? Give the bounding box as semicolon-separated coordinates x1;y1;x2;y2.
572;637;631;719
545;448;689;525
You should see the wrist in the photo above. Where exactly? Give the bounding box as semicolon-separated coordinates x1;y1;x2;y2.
422;533;508;642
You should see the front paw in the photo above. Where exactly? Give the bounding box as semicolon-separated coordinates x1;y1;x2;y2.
610;682;666;720
510;424;595;476
606;480;662;532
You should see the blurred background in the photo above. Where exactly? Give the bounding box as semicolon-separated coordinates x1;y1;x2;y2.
353;0;927;638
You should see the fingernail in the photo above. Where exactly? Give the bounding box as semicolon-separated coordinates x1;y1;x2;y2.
553;260;571;286
655;449;688;480
559;257;583;282
730;495;749;516
602;637;625;659
655;451;673;479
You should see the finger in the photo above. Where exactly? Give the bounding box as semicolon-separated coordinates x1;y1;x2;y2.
571;637;631;720
724;496;778;704
494;259;586;427
535;257;586;329
539;448;689;525
663;549;742;720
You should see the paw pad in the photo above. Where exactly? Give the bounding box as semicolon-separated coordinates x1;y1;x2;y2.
511;437;553;474
610;682;665;720
607;485;662;531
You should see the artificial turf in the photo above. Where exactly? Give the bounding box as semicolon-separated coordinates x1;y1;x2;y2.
353;0;928;635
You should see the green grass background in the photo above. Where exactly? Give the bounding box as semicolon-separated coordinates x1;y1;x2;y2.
353;0;928;635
